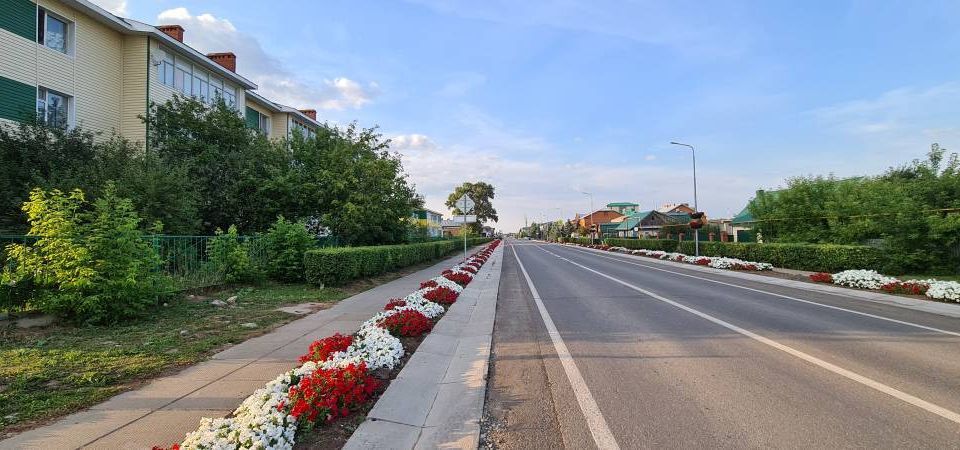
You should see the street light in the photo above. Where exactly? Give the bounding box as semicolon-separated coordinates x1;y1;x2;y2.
580;191;595;244
670;141;700;257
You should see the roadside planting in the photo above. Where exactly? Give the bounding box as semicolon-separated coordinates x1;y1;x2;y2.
569;243;774;271
156;240;501;450
809;269;960;303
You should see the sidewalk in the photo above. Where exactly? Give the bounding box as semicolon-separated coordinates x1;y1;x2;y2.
1;250;484;450
345;244;503;450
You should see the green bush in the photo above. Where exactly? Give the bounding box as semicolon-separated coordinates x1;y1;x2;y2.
566;237;595;245
261;217;315;282
604;238;679;252
667;240;886;273
304;238;491;286
206;225;261;284
1;186;171;324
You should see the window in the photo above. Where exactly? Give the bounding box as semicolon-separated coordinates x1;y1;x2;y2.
259;113;270;134
192;70;208;101
210;76;224;103
223;86;236;108
159;47;175;88
37;87;69;128
175;62;191;95
37;8;68;54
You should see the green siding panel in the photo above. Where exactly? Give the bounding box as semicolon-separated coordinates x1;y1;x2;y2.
0;0;36;41
0;76;36;122
245;106;259;129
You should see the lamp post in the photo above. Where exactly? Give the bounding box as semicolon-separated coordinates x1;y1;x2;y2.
581;191;595;244
670;141;699;257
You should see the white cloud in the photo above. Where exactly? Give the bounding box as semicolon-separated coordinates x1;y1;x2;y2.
644;154;657;161
90;0;127;16
391;134;438;152
155;8;376;111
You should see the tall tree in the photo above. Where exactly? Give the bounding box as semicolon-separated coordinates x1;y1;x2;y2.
445;181;498;233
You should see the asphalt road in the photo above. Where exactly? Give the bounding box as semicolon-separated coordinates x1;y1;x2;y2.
483;239;960;449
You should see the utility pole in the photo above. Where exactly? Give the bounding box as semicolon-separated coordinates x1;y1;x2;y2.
581;191;595;244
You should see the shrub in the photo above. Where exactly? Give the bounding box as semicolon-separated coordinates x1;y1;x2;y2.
206;225;261;284
423;286;459;305
668;241;886;273
379;309;433;337
299;333;354;363
2;187;171;323
262;216;315;282
286;363;379;425
604;239;679;252
304;238;491;286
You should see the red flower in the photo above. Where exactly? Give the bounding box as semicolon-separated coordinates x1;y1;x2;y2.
423;286;459;305
384;299;407;310
881;281;929;295
379;309;433;337
299;333;354;363
809;272;833;283
443;272;473;287
420;280;439;290
285;363;379;425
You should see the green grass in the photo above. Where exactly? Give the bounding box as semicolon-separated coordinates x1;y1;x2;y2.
0;283;347;434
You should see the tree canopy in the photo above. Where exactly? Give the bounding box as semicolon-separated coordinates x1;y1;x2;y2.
445;181;498;233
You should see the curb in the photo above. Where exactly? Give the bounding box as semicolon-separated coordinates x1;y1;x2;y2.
345;245;504;449
566;244;960;319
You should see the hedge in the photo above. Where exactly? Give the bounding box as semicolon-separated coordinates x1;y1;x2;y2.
601;238;887;273
304;238;492;286
565;237;596;245
604;238;678;252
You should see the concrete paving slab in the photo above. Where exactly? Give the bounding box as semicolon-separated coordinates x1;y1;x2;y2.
229;360;299;380
343;420;421;450
441;336;491;386
89;377;212;411
417;332;461;356
82;409;231;450
396;350;453;384
0;409;151;450
161;378;267;411
366;376;441;426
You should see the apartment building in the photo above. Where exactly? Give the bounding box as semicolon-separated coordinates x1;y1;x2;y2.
246;91;321;141
0;0;318;143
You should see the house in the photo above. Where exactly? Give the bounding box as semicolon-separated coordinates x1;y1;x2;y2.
606;202;640;216
576;210;624;230
441;219;463;237
657;203;696;215
410;208;443;237
614;210;685;238
0;0;319;144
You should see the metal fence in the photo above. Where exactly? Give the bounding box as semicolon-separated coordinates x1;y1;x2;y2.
0;234;340;292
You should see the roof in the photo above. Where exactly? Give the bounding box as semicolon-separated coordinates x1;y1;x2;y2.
245;91;283;113
59;0;257;90
275;103;323;128
606;202;639;207
666;212;692;222
730;206;754;225
414;207;444;217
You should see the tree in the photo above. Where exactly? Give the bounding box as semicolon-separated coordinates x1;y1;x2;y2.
445;181;498;233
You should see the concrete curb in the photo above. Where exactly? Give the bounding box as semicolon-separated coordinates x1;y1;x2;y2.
567;244;960;319
345;245;504;450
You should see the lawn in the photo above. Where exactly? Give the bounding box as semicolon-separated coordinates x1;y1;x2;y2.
0;259;443;436
900;274;960;283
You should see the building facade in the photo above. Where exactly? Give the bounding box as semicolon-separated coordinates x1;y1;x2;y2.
0;0;318;144
411;208;443;238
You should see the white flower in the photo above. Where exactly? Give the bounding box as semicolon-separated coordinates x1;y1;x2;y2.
832;270;899;290
926;280;960;302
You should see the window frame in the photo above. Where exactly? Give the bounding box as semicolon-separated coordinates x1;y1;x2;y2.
37;8;71;55
37;87;71;129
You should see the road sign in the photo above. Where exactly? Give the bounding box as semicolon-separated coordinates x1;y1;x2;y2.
455;194;476;213
454;215;478;223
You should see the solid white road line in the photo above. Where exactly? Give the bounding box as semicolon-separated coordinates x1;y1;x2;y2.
537;245;960;425
510;244;621;450
561;245;960;338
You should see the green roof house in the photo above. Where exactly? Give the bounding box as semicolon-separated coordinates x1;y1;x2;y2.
606;202;640;215
614;210;684;238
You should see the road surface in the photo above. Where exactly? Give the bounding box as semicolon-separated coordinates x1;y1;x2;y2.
483;240;960;449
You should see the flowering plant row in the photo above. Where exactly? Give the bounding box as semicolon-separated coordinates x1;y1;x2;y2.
161;240;501;449
809;269;960;302
569;243;774;271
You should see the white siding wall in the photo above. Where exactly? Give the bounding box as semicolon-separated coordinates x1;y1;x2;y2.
120;35;147;143
0;28;36;85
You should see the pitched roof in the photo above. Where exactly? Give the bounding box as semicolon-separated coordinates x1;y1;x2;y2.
606;202;639;207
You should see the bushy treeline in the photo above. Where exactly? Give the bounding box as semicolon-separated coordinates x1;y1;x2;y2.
0;96;421;245
746;146;960;273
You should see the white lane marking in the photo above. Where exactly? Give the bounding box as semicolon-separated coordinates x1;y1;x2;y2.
537;245;960;425
560;245;960;338
510;244;621;450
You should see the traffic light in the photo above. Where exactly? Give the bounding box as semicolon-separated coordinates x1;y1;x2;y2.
689;212;707;230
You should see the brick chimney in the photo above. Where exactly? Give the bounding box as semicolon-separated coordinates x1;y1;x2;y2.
157;24;184;42
207;52;237;72
299;109;317;121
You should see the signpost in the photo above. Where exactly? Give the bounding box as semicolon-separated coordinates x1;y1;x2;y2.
454;194;477;260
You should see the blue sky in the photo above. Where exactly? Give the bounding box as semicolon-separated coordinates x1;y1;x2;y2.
95;0;960;231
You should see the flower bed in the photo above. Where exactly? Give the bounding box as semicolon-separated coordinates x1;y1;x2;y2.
158;240;502;449
809;269;960;303
569;243;774;272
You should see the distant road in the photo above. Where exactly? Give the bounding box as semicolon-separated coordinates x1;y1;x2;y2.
484;239;960;449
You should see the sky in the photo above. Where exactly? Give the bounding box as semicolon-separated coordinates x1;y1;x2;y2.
92;0;960;231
